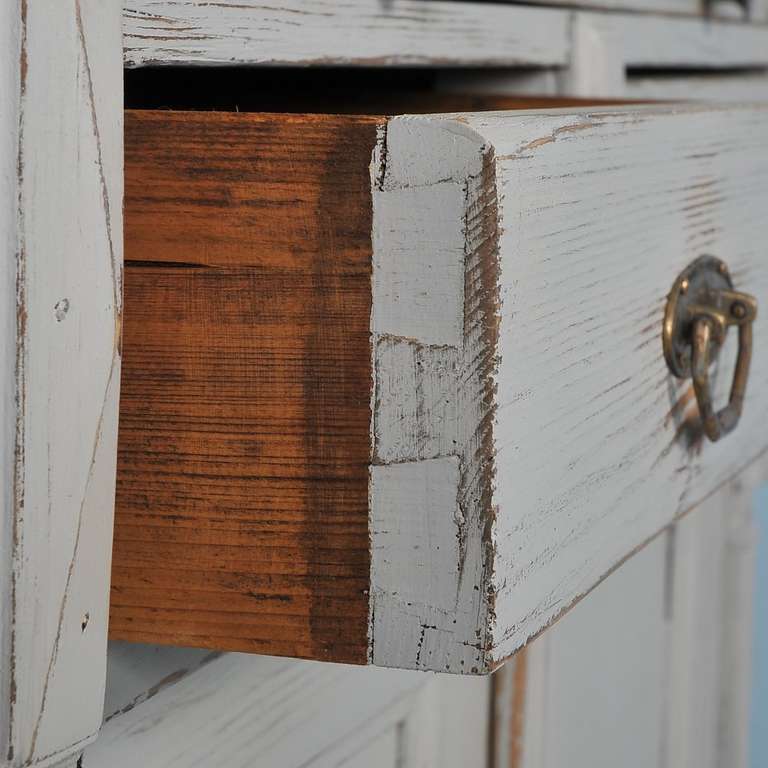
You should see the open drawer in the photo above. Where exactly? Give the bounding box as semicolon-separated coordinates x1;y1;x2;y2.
115;99;768;674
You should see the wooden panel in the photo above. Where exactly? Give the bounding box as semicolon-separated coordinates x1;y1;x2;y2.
114;112;379;663
0;2;123;765
626;72;768;102
122;0;569;68
88;653;426;768
121;3;768;72
370;103;768;671
519;535;670;768
581;12;768;69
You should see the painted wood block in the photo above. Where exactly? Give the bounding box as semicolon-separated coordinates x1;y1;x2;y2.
1;2;122;765
114;102;768;674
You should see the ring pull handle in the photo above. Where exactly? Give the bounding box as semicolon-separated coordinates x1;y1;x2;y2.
663;257;758;443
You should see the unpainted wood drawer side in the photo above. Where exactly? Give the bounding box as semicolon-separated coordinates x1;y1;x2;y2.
115;111;381;664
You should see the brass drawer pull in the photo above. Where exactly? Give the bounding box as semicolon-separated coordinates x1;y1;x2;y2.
663;256;758;442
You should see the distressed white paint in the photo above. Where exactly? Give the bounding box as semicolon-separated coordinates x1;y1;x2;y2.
626;72;768;102
122;0;569;68
121;3;768;74
89;646;489;768
370;103;768;673
0;1;122;766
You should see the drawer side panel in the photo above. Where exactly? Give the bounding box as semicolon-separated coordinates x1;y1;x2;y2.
115;112;379;664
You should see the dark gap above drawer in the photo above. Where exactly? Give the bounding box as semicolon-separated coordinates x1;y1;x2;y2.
125;65;616;114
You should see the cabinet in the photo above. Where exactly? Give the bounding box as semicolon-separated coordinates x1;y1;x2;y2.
2;2;768;766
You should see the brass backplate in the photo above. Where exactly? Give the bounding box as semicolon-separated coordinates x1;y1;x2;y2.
663;256;733;379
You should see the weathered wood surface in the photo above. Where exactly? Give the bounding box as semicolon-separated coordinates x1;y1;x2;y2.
122;2;768;73
119;103;768;674
122;0;569;68
581;11;768;69
115;111;379;663
370;103;768;671
116;100;619;666
0;2;122;766
520;535;670;768
89;644;490;768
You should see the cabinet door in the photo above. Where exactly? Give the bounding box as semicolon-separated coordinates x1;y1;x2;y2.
115;102;768;673
89;647;489;768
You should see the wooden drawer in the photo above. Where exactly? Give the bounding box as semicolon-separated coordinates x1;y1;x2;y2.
114;101;768;674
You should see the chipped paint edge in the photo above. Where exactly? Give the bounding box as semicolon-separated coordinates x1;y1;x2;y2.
368;116;502;673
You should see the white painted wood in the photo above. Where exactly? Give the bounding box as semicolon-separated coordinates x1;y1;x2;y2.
330;729;399;768
370;103;768;673
518;472;762;768
431;674;490;768
103;643;215;722
664;505;726;768
562;13;625;98
90;654;425;768
561;12;768;99
121;4;768;73
717;473;759;768
524;0;702;12
626;72;768;102
90;648;490;768
520;534;671;768
664;462;765;768
1;2;122;767
122;0;569;68
579;12;768;70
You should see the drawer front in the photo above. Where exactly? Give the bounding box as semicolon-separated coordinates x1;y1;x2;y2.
116;103;768;674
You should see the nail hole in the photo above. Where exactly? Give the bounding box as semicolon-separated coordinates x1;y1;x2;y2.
54;298;70;322
81;612;89;632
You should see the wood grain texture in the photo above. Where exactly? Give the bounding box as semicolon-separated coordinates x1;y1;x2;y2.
114;111;379;664
0;2;122;766
121;0;569;68
580;11;768;70
370;103;768;672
